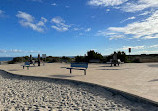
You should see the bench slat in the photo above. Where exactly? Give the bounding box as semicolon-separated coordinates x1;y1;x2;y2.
71;63;88;69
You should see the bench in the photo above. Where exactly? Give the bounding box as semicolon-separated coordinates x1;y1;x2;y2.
22;62;30;70
106;59;121;66
117;59;124;64
67;63;88;75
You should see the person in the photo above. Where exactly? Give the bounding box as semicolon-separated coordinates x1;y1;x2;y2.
38;54;40;66
113;52;118;66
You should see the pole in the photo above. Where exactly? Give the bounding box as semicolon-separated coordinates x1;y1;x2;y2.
129;48;131;62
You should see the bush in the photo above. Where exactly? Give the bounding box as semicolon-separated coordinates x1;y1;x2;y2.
75;56;86;62
132;58;141;63
87;50;103;61
61;56;72;63
46;56;61;63
8;56;29;64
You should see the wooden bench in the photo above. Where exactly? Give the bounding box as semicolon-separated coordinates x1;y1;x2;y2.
22;62;30;70
67;63;88;75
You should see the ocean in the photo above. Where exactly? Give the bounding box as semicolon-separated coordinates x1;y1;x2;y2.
0;56;75;62
0;57;14;61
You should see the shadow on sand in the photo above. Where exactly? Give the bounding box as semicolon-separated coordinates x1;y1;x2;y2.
148;64;158;67
60;67;67;68
96;69;120;70
8;69;23;71
148;79;158;82
99;66;113;67
49;74;83;78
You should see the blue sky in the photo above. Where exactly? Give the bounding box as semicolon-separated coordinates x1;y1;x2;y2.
1;0;158;57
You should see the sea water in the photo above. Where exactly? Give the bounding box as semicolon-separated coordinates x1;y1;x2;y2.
0;57;14;61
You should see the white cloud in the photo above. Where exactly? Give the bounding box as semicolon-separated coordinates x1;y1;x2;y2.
37;17;47;27
139;11;151;16
79;33;83;36
121;0;158;12
16;11;47;32
0;10;3;15
0;50;7;53
100;10;158;40
119;46;145;50
88;0;158;12
121;16;136;23
88;0;128;6
106;9;110;12
65;6;70;8
97;30;125;40
109;35;125;40
85;28;91;32
16;11;34;22
0;10;6;17
136;50;158;54
0;49;40;53
117;44;158;54
149;44;158;48
51;17;70;32
73;27;83;31
41;17;47;22
30;0;42;2
51;3;57;6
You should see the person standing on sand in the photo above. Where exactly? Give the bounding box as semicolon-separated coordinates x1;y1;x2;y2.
113;52;118;66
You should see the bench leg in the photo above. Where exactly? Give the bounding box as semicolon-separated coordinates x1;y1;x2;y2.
27;67;29;70
84;70;86;75
23;66;24;69
70;69;72;74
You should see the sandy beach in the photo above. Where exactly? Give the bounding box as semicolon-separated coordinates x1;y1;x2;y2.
0;70;158;111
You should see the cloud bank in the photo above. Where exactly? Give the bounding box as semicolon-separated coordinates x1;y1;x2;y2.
98;10;158;40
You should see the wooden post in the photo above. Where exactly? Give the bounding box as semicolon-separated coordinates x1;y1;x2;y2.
84;70;86;75
70;69;72;74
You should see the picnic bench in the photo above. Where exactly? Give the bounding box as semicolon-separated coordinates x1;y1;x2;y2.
22;62;30;70
67;63;88;75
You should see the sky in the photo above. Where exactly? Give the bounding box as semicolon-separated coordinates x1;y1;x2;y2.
0;0;158;57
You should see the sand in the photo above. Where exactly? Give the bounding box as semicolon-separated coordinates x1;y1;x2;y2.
0;71;158;111
1;63;158;103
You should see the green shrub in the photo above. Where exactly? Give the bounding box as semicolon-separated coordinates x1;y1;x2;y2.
132;58;141;63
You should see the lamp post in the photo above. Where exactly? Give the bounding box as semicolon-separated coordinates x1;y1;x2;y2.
129;48;131;62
